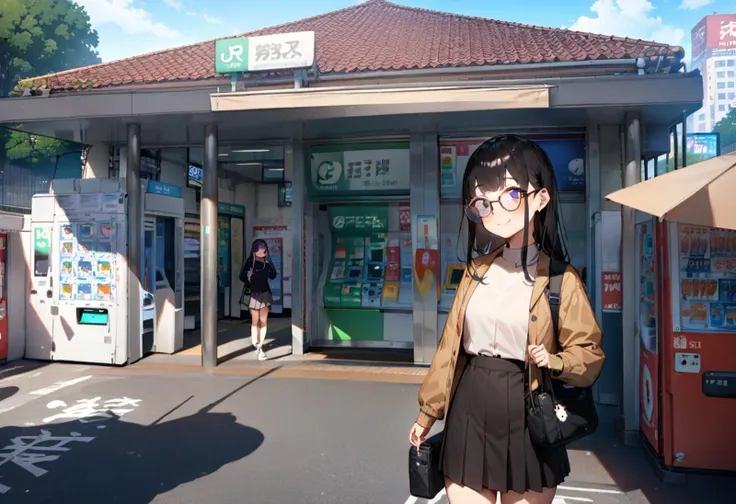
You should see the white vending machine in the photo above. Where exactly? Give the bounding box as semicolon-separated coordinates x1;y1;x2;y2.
26;178;185;365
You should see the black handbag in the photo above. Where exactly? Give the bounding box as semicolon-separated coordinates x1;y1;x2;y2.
526;259;599;448
408;432;444;499
527;370;598;448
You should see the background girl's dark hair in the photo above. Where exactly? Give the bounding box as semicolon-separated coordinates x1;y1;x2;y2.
250;239;270;257
460;134;570;281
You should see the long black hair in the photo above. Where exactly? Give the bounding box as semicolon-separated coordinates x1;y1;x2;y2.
461;134;569;281
250;238;270;258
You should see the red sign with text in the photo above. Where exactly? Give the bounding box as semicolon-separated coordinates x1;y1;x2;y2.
602;271;622;312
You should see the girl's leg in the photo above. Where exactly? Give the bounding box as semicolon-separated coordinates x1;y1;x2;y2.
500;487;556;504
258;306;270;346
250;309;260;348
445;478;497;504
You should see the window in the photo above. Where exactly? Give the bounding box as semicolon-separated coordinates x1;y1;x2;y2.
716;60;726;68
728;60;735;67
717;71;725;78
719;105;726;111
699;113;706;121
699;123;706;131
718;82;726;89
729;93;735;100
719;93;726;100
729;82;735;89
729;71;735;78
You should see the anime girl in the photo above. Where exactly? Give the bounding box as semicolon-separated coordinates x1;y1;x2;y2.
241;238;278;361
408;135;605;504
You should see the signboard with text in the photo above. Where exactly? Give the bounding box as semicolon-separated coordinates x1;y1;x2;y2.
691;14;736;62
328;206;389;233
215;31;315;74
308;143;410;198
602;272;622;312
686;133;720;166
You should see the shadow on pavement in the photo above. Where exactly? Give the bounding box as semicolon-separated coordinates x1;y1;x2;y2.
0;372;271;503
0;387;18;403
567;406;735;504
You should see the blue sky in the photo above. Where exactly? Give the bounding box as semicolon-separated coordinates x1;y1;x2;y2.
76;0;731;66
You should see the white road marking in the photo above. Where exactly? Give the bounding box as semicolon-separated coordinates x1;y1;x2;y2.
29;376;92;396
558;485;624;495
403;496;418;504
555;497;594;503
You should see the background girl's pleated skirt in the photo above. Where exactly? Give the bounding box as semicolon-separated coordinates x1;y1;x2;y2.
441;354;570;495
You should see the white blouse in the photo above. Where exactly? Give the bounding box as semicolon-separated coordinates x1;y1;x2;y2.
462;245;539;361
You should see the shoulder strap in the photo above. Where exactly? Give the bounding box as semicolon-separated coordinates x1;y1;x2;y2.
546;259;567;340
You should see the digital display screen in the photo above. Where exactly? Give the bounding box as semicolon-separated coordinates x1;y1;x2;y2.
685;133;720;165
77;308;109;325
187;164;203;189
348;268;362;278
367;264;384;279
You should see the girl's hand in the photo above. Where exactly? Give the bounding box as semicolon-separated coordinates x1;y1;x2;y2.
528;344;550;368
408;422;430;449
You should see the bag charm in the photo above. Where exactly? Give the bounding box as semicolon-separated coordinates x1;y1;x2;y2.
554;403;568;422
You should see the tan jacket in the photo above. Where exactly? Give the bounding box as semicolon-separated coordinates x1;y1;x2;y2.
416;248;605;429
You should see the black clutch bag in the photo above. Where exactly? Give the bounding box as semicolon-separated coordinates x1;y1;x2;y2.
408;432;444;499
527;370;598;448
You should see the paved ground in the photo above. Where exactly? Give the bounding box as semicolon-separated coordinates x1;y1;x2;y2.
0;360;733;504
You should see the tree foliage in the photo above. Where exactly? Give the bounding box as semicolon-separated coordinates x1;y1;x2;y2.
713;107;736;150
0;127;69;164
0;0;101;96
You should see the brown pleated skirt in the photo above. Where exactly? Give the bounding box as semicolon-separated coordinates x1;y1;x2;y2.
441;354;570;494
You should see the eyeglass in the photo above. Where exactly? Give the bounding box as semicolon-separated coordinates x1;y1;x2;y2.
465;187;538;222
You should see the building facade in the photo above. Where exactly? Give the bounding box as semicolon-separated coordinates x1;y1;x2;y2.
0;0;702;444
688;13;736;133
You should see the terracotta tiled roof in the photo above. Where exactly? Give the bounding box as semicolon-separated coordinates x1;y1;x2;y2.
21;0;684;92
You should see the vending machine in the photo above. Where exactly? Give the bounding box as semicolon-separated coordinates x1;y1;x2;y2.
26;178;184;365
636;213;736;473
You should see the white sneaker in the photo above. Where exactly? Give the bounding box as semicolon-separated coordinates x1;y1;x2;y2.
257;348;268;361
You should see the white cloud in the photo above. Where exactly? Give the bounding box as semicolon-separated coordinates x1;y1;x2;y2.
163;0;184;10
203;14;224;25
679;0;715;10
569;0;685;46
75;0;180;39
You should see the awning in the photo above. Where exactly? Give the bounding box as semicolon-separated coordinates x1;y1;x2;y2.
210;85;550;115
0;212;24;233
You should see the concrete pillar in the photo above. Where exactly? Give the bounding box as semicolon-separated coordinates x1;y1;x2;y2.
410;133;440;365
620;112;642;443
126;124;143;363
201;124;219;369
289;142;308;355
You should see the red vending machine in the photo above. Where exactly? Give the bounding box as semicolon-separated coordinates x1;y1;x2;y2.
0;232;7;363
636;214;736;473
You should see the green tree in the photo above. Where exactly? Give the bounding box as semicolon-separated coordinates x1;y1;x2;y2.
713;107;736;150
0;127;68;164
0;0;101;96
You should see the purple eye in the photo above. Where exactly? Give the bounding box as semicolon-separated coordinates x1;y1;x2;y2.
508;188;520;200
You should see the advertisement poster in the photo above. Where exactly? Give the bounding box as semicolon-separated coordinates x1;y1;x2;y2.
438;137;586;197
685;133;720;165
639;347;659;447
602;272;623;312
678;224;736;332
399;203;411;232
58;222;116;304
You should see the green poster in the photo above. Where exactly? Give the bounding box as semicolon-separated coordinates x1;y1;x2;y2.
308;142;410;197
218;216;231;288
33;226;51;254
328;205;389;233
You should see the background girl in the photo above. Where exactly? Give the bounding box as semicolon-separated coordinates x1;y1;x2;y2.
242;238;277;361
